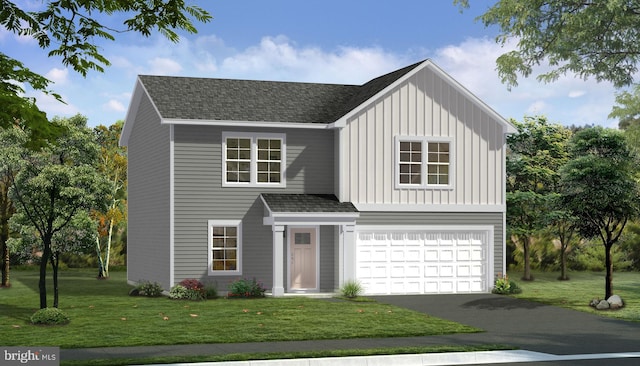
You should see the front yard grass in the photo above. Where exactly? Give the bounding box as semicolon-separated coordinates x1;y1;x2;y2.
508;270;640;322
0;269;480;348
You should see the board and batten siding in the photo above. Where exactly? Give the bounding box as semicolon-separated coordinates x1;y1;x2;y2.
126;94;172;290
356;211;504;277
172;125;335;290
339;67;507;207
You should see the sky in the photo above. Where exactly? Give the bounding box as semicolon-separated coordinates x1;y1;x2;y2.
3;0;623;128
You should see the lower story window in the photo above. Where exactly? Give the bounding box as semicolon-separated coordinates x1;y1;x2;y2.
208;220;242;275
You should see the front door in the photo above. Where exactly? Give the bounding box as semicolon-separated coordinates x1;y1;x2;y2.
289;227;318;291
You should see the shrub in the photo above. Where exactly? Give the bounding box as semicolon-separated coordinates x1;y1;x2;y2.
492;274;522;295
136;281;164;297
30;308;70;325
340;280;363;298
228;278;266;298
204;284;218;299
169;284;202;301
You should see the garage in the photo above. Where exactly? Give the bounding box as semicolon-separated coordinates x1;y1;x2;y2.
355;227;493;295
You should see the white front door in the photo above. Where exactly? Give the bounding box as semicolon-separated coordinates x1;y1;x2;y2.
289;227;318;291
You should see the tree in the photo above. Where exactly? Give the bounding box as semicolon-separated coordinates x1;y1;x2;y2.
506;116;572;280
1;1;211;96
93;122;127;278
560;127;640;299
9;115;107;308
0;124;28;287
609;84;640;129
545;194;579;281
455;1;640;88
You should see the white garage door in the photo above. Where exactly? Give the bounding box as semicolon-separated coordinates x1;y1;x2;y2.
355;228;491;295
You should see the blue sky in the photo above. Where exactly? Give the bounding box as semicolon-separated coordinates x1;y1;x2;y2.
4;0;621;128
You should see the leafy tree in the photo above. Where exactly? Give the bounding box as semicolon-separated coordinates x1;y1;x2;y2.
0;124;28;287
93;121;127;278
545;194;579;281
8;115;107;308
1;1;211;96
560;127;640;299
609;84;640;129
455;0;640;88
506;116;572;280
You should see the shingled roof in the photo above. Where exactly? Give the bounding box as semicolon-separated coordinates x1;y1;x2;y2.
138;60;424;124
261;194;358;213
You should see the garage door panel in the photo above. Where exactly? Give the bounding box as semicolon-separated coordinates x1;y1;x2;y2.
356;229;490;295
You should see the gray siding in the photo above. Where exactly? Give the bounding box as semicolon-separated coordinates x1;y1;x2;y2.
173;125;335;290
356;212;504;275
319;226;336;291
127;94;171;290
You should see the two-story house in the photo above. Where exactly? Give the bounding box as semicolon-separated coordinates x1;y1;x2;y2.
120;59;516;296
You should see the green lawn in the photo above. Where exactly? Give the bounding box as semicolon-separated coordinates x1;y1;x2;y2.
508;270;640;322
0;269;479;349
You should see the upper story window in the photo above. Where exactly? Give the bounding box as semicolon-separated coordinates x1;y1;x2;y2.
396;136;453;189
222;132;286;187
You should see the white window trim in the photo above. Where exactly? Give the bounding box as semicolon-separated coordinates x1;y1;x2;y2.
208;219;242;276
222;131;286;188
394;136;454;190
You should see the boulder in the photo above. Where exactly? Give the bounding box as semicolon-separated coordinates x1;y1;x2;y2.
596;299;610;310
589;298;601;308
607;295;624;309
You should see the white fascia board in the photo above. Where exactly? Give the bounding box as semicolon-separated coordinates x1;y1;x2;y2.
424;61;517;135
162;118;334;130
263;211;360;226
329;61;428;129
354;203;506;213
355;224;494;233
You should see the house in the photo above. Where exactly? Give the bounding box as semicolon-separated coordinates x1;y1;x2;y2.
120;59;516;296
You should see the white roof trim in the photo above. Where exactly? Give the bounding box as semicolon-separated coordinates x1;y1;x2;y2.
162;118;333;129
330;59;516;134
354;203;506;213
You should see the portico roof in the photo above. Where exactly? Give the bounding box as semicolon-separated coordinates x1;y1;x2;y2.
260;194;359;226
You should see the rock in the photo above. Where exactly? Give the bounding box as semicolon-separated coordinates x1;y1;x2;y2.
607;295;624;309
589;298;601;308
128;288;140;297
596;299;610;310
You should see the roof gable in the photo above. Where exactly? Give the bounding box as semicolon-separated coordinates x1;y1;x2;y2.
121;59;514;146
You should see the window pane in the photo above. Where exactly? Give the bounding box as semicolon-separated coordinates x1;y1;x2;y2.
270;173;280;182
270;162;280;171
258;150;268;160
213;227;225;236
411;174;421;184
399;175;409;184
225;249;236;259
227;139;238;148
400;164;410;173
257;162;268;171
226;227;236;236
238;172;250;182
225;260;237;270
258;173;268;182
399;141;410;150
295;232;311;244
440;175;449;184
213;250;224;259
239;139;250;148
428;175;437;184
258;139;269;149
400;152;410;162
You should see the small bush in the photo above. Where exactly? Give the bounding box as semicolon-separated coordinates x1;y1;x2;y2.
492;274;522;295
136;280;164;297
228;278;266;298
169;285;202;301
340;280;363;298
204;284;218;299
30;308;70;326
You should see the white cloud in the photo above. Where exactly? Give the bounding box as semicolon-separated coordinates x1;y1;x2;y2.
104;99;126;112
147;57;183;75
45;68;69;85
568;90;586;98
217;35;409;84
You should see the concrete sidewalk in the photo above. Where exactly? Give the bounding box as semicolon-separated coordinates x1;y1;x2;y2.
60;294;640;364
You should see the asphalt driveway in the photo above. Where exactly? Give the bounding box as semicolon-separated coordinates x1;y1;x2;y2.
371;294;640;355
